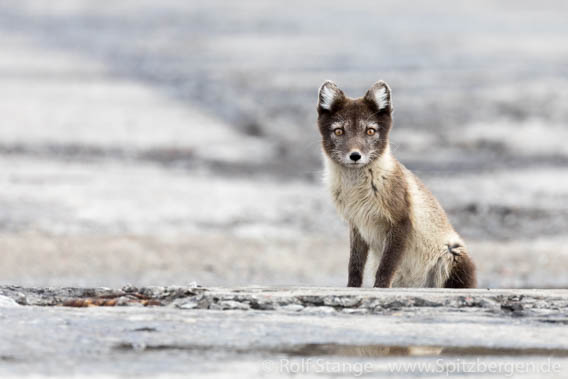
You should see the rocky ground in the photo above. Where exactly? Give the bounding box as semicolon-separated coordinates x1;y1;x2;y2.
1;1;567;290
2;3;568;377
1;286;568;378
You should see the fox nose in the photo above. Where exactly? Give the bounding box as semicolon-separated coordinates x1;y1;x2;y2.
349;151;362;162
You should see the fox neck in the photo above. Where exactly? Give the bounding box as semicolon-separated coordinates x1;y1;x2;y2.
324;144;401;224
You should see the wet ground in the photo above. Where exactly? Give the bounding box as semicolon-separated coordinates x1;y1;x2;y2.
1;286;568;378
1;2;568;289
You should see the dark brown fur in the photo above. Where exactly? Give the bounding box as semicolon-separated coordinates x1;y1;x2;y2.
444;252;477;288
372;162;413;287
374;216;412;287
317;83;392;165
379;161;411;223
347;225;369;287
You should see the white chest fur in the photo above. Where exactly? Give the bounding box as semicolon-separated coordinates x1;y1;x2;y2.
323;155;393;251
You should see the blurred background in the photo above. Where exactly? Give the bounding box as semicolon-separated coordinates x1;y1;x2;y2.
1;1;567;288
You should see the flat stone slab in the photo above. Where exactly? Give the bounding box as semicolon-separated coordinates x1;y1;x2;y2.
1;286;568;378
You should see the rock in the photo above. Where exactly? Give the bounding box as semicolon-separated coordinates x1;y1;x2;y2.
1;286;568;378
0;296;19;308
212;301;250;311
279;304;304;312
302;306;336;314
341;308;369;315
323;296;361;308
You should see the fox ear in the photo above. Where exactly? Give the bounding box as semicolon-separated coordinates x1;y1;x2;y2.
317;80;344;113
364;80;392;112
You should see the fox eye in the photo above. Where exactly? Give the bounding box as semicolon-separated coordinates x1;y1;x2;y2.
334;128;344;136
366;128;376;136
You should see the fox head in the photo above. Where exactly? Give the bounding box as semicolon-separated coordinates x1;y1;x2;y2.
316;80;393;168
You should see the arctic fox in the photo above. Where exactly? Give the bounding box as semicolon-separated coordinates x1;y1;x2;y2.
317;80;476;288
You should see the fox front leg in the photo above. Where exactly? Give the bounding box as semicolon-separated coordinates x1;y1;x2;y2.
374;218;410;288
348;224;369;287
